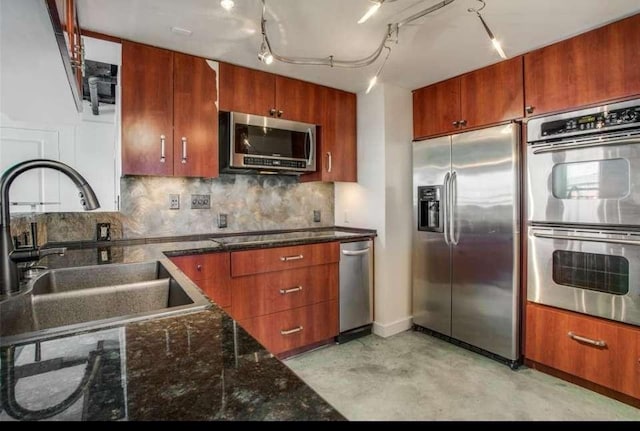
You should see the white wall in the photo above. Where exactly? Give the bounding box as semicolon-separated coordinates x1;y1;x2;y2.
0;0;119;213
335;83;414;337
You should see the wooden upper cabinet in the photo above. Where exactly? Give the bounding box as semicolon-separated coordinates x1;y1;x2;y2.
460;57;524;128
173;52;218;178
275;76;322;124
413;78;461;140
122;42;218;178
122;41;174;176
524;14;640;116
413;57;524;140
218;62;275;116
302;87;357;183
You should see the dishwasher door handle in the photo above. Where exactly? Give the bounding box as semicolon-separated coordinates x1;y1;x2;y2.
342;248;370;256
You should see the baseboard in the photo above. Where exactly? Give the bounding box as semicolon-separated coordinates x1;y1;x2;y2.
372;316;413;338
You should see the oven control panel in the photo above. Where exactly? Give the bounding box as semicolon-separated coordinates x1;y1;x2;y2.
540;105;640;137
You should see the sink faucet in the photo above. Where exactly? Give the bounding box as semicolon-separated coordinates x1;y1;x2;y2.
0;159;100;298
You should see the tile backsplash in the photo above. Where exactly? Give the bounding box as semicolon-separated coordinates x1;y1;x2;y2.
11;174;334;244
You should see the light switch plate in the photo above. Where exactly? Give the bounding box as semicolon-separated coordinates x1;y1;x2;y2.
191;194;211;209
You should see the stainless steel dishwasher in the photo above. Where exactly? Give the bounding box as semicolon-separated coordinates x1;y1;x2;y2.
337;239;374;343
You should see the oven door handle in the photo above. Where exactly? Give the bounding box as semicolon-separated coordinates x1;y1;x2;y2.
532;137;640;154
532;232;640;246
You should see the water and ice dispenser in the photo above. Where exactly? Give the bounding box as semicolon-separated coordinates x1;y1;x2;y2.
417;186;443;232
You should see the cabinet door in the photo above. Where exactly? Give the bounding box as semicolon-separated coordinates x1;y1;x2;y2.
524;14;640;116
460;57;524;128
526;303;640;398
413;78;461;139
218;62;275;116
170;252;231;308
275;76;322;124
239;300;338;355
122;41;174;176
173;53;218;178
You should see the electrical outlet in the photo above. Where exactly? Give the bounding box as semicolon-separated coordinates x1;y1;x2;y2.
218;213;228;228
96;223;111;241
313;210;321;223
344;211;350;224
191;194;211;209
169;194;180;210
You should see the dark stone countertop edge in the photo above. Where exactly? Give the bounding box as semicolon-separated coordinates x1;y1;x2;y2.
43;226;377;253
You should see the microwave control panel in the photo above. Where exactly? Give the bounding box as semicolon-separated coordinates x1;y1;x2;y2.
541;104;640;137
243;156;307;169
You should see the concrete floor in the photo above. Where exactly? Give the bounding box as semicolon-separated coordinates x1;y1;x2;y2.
285;330;640;421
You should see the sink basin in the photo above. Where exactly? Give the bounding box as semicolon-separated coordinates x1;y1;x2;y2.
0;261;210;346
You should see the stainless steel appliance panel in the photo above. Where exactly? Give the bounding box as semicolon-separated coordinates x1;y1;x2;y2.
527;132;640;226
339;240;374;332
528;226;640;326
450;124;520;360
412;136;452;335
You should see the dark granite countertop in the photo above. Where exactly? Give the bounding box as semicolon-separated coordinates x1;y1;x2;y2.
0;309;344;421
0;227;375;421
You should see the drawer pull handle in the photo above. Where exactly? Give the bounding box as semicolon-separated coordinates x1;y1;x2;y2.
568;331;606;347
279;286;303;295
280;254;304;262
280;326;303;336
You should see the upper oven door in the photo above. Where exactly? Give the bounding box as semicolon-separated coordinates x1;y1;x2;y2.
528;226;640;327
527;131;640;226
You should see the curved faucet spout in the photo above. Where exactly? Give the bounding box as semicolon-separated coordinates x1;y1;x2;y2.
0;159;100;297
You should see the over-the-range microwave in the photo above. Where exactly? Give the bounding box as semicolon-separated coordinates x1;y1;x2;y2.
219;111;316;174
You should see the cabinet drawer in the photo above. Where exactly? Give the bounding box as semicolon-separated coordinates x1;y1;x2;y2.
239;300;338;355
171;253;228;281
230;242;339;277
231;264;338;320
526;303;640;398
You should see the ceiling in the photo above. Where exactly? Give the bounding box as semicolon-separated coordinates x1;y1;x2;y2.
77;0;640;93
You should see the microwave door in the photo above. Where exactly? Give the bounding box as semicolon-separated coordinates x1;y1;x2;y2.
527;135;640;226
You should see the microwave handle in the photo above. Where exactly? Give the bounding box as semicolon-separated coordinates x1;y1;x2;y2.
532;232;640;246
305;128;313;166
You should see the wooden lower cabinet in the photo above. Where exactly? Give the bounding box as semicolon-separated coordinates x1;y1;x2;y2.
239;300;338;355
526;303;640;398
170;252;232;308
231;263;338;320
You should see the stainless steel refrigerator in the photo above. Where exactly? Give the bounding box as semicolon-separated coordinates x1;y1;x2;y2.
412;123;520;364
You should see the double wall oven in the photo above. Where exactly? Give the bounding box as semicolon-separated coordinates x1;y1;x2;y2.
527;98;640;326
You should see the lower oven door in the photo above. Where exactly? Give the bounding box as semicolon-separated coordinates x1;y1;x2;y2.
528;226;640;326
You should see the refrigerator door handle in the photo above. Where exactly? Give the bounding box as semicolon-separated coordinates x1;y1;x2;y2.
450;171;458;245
443;172;451;245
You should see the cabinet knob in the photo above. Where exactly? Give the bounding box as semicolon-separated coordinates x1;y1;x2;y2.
196;264;202;271
459;120;467;127
452;121;460;128
277;110;283;118
269;108;277;116
526;105;535;114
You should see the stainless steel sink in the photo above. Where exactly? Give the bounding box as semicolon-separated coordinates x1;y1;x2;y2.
0;261;210;346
